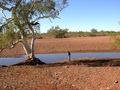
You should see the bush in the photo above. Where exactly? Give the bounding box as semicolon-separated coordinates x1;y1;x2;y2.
47;25;68;38
88;33;96;37
91;28;98;33
27;34;43;39
35;35;43;39
27;35;32;38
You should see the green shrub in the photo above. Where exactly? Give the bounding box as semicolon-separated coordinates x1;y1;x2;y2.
27;35;32;38
27;34;43;39
88;33;96;37
47;25;68;38
35;35;43;39
91;28;98;33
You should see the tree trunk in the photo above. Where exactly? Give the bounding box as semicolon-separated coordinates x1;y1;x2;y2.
11;31;46;66
29;24;36;59
21;25;36;60
19;32;32;60
22;37;33;59
31;29;35;59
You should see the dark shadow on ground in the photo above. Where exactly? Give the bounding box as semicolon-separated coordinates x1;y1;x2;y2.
71;59;120;67
35;58;120;68
7;58;45;67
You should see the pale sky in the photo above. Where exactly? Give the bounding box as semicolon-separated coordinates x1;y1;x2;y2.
0;0;120;33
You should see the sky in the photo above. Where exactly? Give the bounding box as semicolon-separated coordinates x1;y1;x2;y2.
40;0;120;33
0;0;120;33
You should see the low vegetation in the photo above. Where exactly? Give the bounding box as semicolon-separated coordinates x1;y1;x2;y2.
27;26;120;39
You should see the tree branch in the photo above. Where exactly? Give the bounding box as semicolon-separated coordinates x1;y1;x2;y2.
0;10;14;21
0;3;13;11
0;39;23;53
35;0;43;4
29;0;35;11
29;0;43;12
14;0;22;9
31;14;61;24
0;19;14;32
0;0;22;12
31;15;50;24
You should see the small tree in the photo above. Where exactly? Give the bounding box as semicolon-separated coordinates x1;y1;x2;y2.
89;28;98;37
91;28;98;33
0;0;68;64
47;25;68;38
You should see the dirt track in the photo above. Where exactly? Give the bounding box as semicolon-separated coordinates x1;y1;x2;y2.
0;36;118;57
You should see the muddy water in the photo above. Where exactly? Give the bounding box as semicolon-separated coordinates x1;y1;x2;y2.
0;52;120;66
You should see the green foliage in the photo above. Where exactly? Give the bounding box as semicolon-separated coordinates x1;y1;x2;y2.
91;28;98;33
35;33;43;39
98;30;106;36
13;0;68;25
110;33;120;49
35;35;43;39
46;26;120;38
47;25;68;38
27;33;43;39
0;22;20;49
88;33;96;37
27;34;32;39
65;31;79;37
89;28;98;36
0;0;68;52
0;17;3;25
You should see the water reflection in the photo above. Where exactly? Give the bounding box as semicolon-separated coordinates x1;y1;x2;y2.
0;52;120;66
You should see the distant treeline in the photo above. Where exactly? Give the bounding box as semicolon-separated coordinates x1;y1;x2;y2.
27;25;120;39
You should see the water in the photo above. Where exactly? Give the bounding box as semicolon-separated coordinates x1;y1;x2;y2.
0;52;120;66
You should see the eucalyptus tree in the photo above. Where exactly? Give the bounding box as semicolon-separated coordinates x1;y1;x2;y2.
0;0;68;60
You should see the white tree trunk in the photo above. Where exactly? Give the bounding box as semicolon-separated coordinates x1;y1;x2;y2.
29;25;36;59
20;30;35;59
22;37;32;59
31;31;35;58
19;24;36;59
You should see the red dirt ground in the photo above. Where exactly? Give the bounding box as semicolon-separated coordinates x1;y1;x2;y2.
1;36;120;90
1;58;120;90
